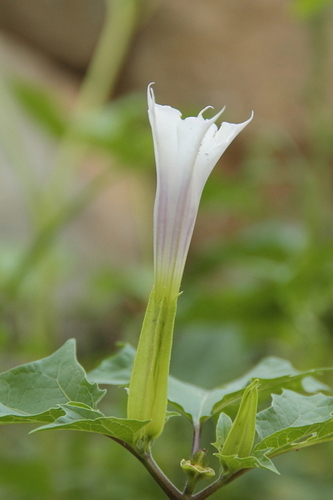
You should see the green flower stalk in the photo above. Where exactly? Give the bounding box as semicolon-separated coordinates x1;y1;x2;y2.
127;84;253;442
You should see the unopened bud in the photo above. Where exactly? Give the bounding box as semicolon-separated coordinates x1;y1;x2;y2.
222;379;259;458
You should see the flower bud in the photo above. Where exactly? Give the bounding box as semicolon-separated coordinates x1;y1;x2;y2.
222;379;259;458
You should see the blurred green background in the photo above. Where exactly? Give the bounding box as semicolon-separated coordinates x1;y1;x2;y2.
1;0;333;498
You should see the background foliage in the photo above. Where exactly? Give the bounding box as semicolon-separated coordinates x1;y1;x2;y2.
1;0;333;498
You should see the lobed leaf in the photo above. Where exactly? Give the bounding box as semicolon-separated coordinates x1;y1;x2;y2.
33;403;148;446
255;390;333;457
87;343;135;385
167;360;329;426
0;340;105;425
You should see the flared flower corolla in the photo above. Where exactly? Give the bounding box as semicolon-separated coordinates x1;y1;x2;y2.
148;84;253;299
127;85;253;442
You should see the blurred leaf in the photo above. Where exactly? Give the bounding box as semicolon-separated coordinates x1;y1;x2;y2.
0;458;52;496
182;220;333;349
170;326;247;389
73;93;153;167
9;78;67;137
255;390;333;456
189;221;309;283
200;173;261;215
290;0;333;18
33;403;148;445
0;340;105;425
239;221;309;258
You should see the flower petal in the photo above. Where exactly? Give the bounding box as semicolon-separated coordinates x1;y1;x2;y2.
148;85;253;297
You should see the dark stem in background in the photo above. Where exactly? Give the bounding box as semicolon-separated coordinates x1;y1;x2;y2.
303;7;333;238
3;168;113;301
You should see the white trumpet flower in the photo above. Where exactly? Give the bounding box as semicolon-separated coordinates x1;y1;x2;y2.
148;84;253;299
127;85;253;442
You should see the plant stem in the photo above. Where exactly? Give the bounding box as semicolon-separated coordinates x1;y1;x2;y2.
191;425;202;456
49;0;140;203
110;435;251;500
1;0;141;301
3;168;113;299
140;452;184;500
183;479;196;499
303;7;333;239
0;77;39;221
111;437;183;500
192;469;249;500
77;0;140;111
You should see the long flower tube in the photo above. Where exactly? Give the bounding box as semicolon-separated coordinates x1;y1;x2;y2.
127;85;253;443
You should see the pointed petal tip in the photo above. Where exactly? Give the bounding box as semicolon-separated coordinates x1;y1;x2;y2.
198;105;214;118
198;105;226;123
236;110;254;128
147;83;156;107
221;110;254;128
248;110;254;122
212;105;226;122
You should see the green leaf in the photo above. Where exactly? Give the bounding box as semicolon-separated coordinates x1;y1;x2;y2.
72;93;153;168
10;78;67;137
0;341;150;445
87;343;135;385
167;358;329;426
215;449;279;475
212;412;232;451
88;344;330;427
255;390;333;457
33;403;148;446
290;0;333;18
0;340;105;425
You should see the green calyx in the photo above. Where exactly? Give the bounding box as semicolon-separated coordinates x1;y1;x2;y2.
127;288;178;441
181;449;215;481
181;449;215;495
